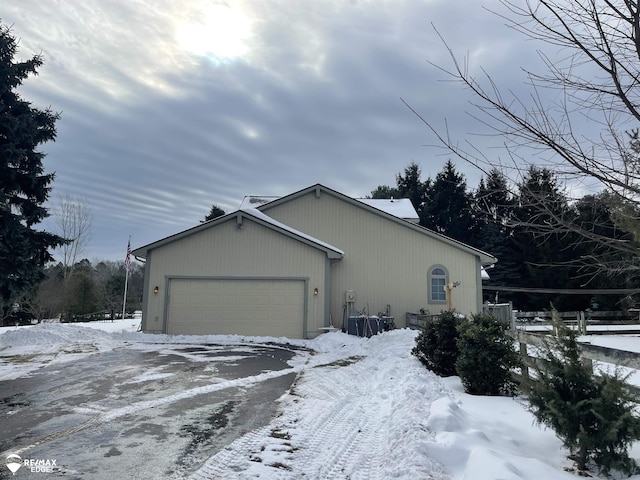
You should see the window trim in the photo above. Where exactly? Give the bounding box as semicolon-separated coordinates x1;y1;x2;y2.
428;265;448;304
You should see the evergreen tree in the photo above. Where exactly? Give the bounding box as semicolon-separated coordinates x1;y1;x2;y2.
411;310;463;377
474;169;514;225
528;314;640;475
395;161;428;220
473;170;521;301
369;184;400;199
572;193;638;309
512;167;576;309
0;22;64;321
455;313;519;396
204;204;226;222
65;273;98;319
422;160;475;242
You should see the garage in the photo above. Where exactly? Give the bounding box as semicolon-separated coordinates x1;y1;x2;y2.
166;278;307;338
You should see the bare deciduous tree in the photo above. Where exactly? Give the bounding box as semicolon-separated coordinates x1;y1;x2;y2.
407;0;640;277
55;194;93;281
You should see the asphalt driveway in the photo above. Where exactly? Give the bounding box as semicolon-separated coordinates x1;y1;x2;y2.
0;343;301;479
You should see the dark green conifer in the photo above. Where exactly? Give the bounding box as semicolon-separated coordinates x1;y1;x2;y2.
0;22;64;321
528;312;640;475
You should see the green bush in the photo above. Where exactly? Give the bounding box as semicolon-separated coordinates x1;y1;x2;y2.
411;310;464;377
455;312;519;396
528;315;640;475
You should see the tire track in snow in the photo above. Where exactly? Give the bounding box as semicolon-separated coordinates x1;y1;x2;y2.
187;425;282;480
289;361;389;480
189;357;392;480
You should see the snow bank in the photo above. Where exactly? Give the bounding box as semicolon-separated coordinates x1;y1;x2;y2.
0;322;122;351
425;382;575;479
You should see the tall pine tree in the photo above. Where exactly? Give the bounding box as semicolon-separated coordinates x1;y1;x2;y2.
395;161;428;219
0;22;64;322
473;169;520;294
421;160;475;242
512;167;576;309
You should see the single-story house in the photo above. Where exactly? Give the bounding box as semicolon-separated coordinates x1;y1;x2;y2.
132;184;497;339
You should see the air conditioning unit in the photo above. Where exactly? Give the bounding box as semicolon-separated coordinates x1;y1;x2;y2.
345;290;356;303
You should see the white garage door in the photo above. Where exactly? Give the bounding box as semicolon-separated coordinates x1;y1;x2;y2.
167;278;305;338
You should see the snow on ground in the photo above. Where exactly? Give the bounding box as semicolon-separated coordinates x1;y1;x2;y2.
1;321;640;479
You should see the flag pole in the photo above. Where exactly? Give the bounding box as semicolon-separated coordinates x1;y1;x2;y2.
122;236;131;320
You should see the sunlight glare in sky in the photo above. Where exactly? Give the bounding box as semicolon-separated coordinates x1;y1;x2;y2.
176;3;252;60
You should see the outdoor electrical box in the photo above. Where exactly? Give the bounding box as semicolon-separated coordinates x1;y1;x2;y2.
345;290;356;303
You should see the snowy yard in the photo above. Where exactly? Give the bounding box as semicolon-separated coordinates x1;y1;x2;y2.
1;320;640;479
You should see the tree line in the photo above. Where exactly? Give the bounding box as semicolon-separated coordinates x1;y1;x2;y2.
372;160;640;311
15;259;144;323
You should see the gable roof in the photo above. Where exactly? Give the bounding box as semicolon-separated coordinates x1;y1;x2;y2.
258;184;497;266
240;194;420;222
132;207;344;260
241;208;344;258
132;183;497;266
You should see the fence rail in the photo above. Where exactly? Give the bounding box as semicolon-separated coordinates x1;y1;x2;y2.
405;312;442;330
513;329;640;395
407;307;640;395
515;310;640;335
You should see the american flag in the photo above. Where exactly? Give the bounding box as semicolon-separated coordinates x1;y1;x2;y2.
125;238;131;271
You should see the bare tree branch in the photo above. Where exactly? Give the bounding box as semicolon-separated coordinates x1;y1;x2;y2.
54;194;93;282
411;0;640;277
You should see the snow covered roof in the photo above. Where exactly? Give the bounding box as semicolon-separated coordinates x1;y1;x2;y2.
356;198;419;223
132;208;345;260
239;196;279;209
257;184;497;266
240;208;344;258
240;195;419;222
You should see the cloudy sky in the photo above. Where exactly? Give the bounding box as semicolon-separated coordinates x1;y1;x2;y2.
3;0;539;262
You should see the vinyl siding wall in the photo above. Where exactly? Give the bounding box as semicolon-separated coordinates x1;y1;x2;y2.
141;217;328;338
262;191;483;326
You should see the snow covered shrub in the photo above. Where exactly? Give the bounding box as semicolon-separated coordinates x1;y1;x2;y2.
455;313;519;396
411;310;464;377
527;314;640;476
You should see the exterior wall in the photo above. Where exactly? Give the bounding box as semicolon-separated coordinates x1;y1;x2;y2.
262;191;483;326
141;216;328;338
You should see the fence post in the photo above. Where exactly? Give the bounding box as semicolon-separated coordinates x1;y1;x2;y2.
578;311;587;335
581;354;593;373
519;340;530;388
510;301;515;331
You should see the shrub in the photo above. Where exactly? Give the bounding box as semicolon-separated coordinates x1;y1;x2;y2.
455;312;519;396
411;310;464;376
527;314;640;475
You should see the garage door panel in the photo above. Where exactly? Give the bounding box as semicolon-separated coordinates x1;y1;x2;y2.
167;279;305;338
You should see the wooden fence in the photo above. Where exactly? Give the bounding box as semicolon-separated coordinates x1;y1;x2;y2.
405;312;442;330
514;329;640;394
406;308;640;394
515;310;640;335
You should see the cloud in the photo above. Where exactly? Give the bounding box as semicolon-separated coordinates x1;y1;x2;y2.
3;0;544;260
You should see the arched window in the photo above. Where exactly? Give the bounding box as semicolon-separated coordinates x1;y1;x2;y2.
429;266;448;303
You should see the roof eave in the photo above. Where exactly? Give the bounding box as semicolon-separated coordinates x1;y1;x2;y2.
131;208;345;261
258;183;498;265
